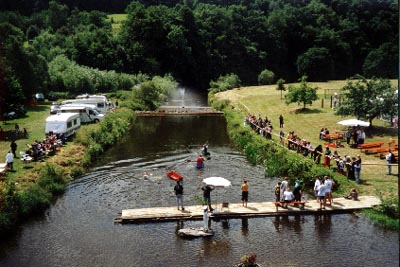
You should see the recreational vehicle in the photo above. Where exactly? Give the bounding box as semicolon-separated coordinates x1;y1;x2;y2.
45;113;81;138
62;98;107;114
59;105;104;123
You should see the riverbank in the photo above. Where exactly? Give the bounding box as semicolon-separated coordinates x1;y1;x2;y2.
0;105;135;235
211;81;398;229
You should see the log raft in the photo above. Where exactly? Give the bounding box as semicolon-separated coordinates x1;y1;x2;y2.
115;196;380;224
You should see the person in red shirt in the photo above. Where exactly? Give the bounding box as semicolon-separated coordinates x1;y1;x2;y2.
196;155;205;169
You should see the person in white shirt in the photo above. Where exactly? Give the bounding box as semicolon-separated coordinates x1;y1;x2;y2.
280;177;289;202
5;151;14;171
313;176;321;199
317;181;327;210
282;187;294;209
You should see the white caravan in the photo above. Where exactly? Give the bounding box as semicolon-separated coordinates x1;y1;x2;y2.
59;105;104;123
62;98;107;114
45;113;81;138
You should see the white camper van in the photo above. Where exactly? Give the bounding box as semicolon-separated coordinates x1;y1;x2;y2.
45;113;81;138
59;105;104;123
62;98;107;114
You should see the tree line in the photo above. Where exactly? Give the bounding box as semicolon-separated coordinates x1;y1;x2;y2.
0;0;398;114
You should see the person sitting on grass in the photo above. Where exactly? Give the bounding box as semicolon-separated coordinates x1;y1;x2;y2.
344;188;358;200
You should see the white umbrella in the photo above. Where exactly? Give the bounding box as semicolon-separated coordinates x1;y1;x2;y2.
337;118;370;127
202;177;232;188
202;177;231;211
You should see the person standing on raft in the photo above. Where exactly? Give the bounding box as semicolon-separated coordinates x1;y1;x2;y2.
174;180;184;211
241;179;249;207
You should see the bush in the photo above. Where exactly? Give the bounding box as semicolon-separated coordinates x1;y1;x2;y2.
17;184;51;218
209;73;241;94
37;164;66;194
258;69;275;85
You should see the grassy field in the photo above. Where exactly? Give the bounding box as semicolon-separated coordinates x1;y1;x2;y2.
107;14;127;34
215;80;398;198
1;102;52;180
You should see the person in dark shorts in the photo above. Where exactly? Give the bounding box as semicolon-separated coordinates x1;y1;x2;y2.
241;179;249;207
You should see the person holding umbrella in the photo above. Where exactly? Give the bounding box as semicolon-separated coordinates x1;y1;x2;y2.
201;183;215;211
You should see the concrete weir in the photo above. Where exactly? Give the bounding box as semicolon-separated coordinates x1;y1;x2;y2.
115;196;381;224
135;106;223;116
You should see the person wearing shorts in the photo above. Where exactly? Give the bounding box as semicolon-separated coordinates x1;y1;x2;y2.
241;179;249;207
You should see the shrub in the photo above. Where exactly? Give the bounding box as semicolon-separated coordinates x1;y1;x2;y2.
209;73;241;94
258;69;275;85
37;164;66;194
17;184;51;218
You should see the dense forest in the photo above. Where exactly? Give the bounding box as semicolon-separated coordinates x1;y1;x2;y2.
0;0;398;115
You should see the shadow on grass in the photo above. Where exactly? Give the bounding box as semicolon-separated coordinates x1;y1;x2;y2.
365;126;398;138
291;108;324;114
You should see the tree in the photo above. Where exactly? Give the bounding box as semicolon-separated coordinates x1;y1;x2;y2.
258;69;275;85
285;76;318;110
296;47;334;82
336;76;397;127
276;78;286;99
133;81;161;110
363;42;398;78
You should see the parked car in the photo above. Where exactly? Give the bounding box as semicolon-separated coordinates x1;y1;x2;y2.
35;93;45;102
3;104;26;120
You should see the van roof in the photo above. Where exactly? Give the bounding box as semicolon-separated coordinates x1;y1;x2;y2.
46;113;80;122
76;94;107;100
60;106;88;110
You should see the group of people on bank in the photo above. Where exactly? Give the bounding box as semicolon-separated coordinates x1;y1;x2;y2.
4;132;65;172
244;114;370;184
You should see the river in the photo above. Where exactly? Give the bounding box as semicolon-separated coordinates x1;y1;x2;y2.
0;88;398;267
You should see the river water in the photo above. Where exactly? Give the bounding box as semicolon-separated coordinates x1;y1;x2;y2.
0;89;398;267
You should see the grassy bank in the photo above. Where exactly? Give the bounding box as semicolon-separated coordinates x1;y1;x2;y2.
212;80;398;230
0;104;134;235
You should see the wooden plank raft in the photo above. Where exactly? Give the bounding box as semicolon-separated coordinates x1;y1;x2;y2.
115;196;380;223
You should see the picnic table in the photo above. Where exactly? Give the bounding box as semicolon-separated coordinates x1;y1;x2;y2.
323;131;344;142
358;142;384;152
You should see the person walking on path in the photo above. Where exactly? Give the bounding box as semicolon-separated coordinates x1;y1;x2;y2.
174;180;184;211
201;184;215;211
279;114;284;128
10;140;17;158
241;179;249;207
5;151;14;171
386;149;394;175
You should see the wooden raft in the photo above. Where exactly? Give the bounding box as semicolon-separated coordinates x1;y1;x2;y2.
115;196;380;223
